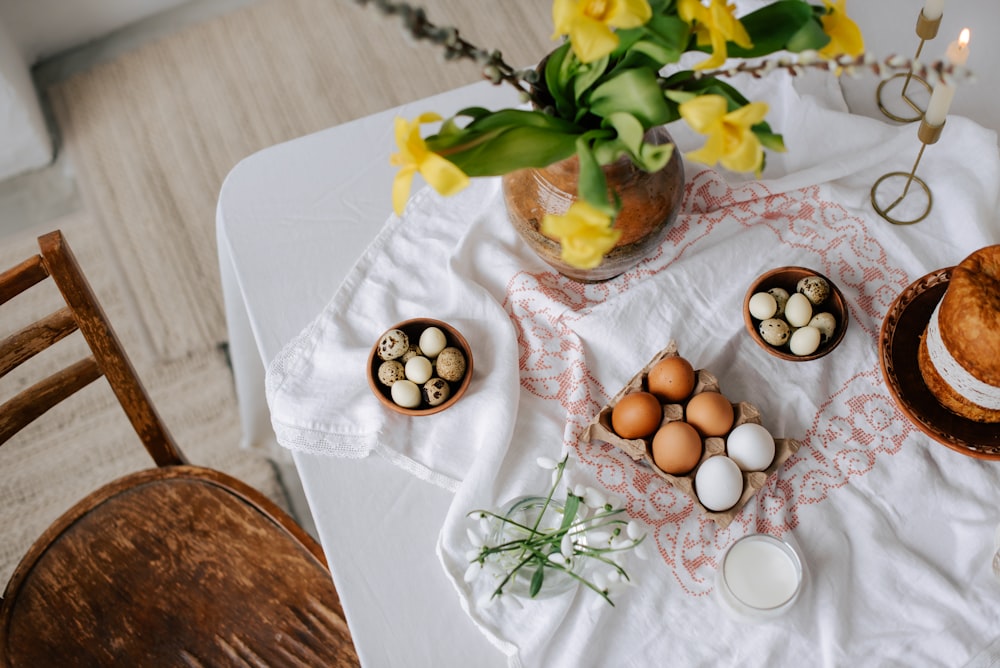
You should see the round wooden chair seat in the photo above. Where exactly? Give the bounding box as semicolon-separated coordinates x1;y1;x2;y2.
1;466;357;666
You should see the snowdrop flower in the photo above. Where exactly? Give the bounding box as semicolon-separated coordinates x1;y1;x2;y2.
582;486;607;509
560;532;574;559
536;455;559;470
466;527;484;548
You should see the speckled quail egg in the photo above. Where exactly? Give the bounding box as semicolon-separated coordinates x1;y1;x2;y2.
767;287;790;318
377;360;406;386
405;355;434;384
797;276;831;305
377;329;409;361
759;318;791;346
422;378;451;407
748;292;778;320
435;347;467;382
808;312;837;344
401;344;423;364
418;326;448;358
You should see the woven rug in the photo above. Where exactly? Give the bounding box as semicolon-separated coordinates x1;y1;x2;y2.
5;0;549;588
46;0;551;359
0;212;286;586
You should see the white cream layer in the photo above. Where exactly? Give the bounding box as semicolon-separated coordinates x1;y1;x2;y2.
926;301;1000;410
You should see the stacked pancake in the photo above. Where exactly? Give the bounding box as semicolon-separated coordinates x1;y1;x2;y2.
918;245;1000;423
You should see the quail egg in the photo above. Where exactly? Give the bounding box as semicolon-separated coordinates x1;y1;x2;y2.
797;276;830;305
767;287;790;318
759;318;791;346
436;347;467;382
377;329;409;361
809;312;837;344
377;360;406;386
422;378;452;407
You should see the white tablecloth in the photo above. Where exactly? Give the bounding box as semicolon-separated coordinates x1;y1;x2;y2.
265;69;1000;666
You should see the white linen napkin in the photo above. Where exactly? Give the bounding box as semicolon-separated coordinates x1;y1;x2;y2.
266;69;1000;666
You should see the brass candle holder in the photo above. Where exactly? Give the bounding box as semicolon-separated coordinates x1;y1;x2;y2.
871;119;943;225
876;10;942;123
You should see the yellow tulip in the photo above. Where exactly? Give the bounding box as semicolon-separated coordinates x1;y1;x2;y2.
390;113;470;216
541;201;622;269
677;0;752;71
552;0;653;63
819;0;864;59
680;94;770;174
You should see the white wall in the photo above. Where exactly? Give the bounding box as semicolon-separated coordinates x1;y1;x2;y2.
0;0;195;64
844;1;1000;136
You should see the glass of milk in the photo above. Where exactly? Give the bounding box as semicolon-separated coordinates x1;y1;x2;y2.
716;533;804;621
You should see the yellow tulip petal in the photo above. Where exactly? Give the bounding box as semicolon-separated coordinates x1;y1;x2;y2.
569;17;621;63
552;0;576;37
608;0;652;29
725;101;769;127
392;167;416;216
719;131;762;172
819;0;864;58
419;152;471;198
679;95;727;133
540;201;621;269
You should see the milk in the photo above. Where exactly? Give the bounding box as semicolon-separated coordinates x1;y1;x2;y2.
717;534;803;620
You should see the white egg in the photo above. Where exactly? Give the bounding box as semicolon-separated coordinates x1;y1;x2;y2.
694;456;744;512
748;292;778;320
789;325;822;356
405;356;434;384
726;423;776;471
390;379;422;408
784;292;813;328
419;326;448;358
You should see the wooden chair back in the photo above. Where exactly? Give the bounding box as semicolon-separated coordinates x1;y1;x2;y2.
0;231;358;665
0;230;184;466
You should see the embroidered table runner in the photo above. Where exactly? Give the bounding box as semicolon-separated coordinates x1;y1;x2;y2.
266;70;1000;666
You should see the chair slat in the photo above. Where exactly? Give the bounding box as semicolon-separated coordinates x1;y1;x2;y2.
0;307;79;380
37;231;186;466
0;356;102;446
0;255;48;306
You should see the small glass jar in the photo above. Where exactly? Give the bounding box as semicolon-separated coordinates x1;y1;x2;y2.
485;496;582;599
716;533;804;621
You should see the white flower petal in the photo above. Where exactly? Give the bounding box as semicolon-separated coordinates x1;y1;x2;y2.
467;527;484;548
635;542;649;561
465;549;480;561
549;552;567;566
536;456;558;470
611;536;631;551
605;494;622;509
593;570;609;591
464;563;481;583
560;533;574;559
573;484;587;498
583;487;607;509
589;530;612;546
626;520;644;540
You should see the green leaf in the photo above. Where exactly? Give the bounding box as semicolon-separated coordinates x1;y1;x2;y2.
529;565;545;597
560;494;580;531
588;68;670;128
727;1;820;57
785;16;831;53
572;55;611;103
576;137;614;215
755;129;786;153
433;125;581;176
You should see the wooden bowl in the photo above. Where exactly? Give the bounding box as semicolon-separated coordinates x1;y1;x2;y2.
743;266;849;362
367;318;473;416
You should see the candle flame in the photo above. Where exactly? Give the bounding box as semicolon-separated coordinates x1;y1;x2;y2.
959;28;971;47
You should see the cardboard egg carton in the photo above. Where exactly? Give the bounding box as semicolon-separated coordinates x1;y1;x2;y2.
582;340;800;528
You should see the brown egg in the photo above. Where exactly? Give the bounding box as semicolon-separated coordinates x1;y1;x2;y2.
651;421;703;475
611;391;662;439
685;391;734;437
647;356;696;403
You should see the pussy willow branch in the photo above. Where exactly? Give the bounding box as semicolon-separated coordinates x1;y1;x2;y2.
352;0;541;103
698;52;975;87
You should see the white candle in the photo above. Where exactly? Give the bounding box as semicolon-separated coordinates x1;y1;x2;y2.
924;28;971;126
922;0;944;21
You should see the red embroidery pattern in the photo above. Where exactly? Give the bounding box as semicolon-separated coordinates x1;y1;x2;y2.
502;170;914;595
